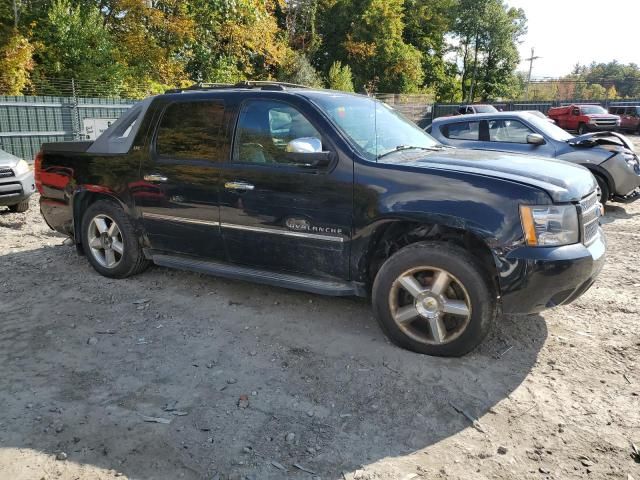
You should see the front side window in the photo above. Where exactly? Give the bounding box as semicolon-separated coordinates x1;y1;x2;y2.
234;99;322;165
488;119;535;144
444;121;480;140
156;100;225;161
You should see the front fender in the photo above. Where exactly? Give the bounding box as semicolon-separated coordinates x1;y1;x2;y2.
351;162;551;283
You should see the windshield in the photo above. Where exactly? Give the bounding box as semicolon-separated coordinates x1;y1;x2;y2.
305;92;439;160
474;105;498;113
525;114;574;141
580;105;607;115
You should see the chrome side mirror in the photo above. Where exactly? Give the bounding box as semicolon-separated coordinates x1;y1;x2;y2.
286;137;322;153
526;133;545;145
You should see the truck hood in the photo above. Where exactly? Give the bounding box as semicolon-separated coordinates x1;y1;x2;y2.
379;148;596;203
0;149;21;168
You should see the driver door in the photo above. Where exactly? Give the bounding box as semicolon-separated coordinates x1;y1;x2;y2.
217;97;353;280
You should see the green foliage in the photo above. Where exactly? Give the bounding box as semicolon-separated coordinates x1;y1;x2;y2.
278;50;324;87
327;61;354;91
340;0;424;93
0;29;34;94
5;0;615;104
31;0;124;96
453;0;527;101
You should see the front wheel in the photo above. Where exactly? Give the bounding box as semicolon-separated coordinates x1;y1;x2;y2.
8;199;29;213
577;123;587;135
81;200;150;278
595;175;610;206
372;241;496;357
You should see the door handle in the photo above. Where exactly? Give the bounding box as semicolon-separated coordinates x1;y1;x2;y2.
225;181;255;191
144;174;168;183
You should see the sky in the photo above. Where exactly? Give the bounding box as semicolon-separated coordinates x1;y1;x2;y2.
506;0;640;79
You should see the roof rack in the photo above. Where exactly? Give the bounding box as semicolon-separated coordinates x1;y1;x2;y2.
164;81;309;94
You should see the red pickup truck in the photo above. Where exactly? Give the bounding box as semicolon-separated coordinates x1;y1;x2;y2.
547;104;620;134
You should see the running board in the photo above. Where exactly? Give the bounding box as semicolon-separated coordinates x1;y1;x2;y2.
151;253;363;297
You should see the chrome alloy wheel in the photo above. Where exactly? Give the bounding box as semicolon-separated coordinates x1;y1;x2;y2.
87;214;124;268
388;267;472;345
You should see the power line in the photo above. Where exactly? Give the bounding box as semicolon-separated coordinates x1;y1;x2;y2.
524;47;542;99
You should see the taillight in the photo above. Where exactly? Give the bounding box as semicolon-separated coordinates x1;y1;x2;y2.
34;151;44;194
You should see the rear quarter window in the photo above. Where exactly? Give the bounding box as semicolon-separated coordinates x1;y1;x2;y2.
156;100;225;161
443;121;480;140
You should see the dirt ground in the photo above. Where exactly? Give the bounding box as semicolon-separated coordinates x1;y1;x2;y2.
1;138;639;480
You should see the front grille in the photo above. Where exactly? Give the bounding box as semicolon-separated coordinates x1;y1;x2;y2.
594;119;617;126
0;182;22;197
0;167;14;178
579;191;600;245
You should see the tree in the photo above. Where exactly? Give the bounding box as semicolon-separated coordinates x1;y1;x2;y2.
453;0;526;101
327;60;354;91
31;0;124;96
278;50;324;87
342;0;423;92
185;0;291;84
0;29;34;94
402;0;454;98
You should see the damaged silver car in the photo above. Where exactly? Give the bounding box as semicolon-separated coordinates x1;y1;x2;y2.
427;111;640;205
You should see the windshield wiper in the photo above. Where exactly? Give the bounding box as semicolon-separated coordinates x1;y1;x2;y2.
377;145;443;159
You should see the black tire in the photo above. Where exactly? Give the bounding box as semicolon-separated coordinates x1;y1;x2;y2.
8;199;29;213
81;199;150;278
577;123;587;135
372;241;496;357
594;174;610;206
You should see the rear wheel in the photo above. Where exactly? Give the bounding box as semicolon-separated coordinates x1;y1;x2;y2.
372;241;496;357
81;200;150;278
8;199;29;213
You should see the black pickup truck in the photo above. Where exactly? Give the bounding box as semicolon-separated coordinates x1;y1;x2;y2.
36;82;606;356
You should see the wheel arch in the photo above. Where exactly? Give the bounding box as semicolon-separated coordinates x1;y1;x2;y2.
579;164;615;195
72;189;130;253
357;218;500;296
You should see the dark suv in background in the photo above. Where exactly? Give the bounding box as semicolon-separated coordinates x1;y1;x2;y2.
35;83;605;357
609;105;640;134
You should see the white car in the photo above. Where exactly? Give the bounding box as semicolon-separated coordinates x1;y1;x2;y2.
0;148;35;213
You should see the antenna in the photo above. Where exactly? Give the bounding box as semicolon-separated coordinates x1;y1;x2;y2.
525;48;542;99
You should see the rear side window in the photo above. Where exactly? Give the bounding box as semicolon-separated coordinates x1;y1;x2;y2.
443;121;479;140
156;101;225;161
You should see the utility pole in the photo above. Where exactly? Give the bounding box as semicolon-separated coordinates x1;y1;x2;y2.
525;47;542;99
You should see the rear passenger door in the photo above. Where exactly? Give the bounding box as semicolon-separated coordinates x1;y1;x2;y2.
136;99;227;259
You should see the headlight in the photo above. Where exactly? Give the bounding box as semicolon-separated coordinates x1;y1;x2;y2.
623;153;640;172
13;159;31;176
588;118;597;124
520;204;579;246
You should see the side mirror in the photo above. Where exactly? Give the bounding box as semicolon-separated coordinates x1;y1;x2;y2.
285;151;333;168
286;137;322;153
285;137;332;168
526;133;545;145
